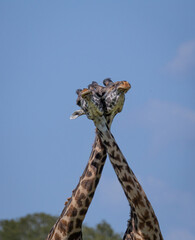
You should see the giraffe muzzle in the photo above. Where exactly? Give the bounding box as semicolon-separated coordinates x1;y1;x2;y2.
117;81;131;92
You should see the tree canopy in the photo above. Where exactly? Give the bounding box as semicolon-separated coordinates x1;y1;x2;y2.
0;213;122;240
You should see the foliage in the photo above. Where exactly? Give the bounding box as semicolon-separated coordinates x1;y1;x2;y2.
83;220;122;240
0;213;122;240
0;213;56;240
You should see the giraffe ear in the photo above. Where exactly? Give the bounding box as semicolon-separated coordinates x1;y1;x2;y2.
70;109;85;120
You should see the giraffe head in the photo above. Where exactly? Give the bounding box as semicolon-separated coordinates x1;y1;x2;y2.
70;79;131;126
102;80;131;125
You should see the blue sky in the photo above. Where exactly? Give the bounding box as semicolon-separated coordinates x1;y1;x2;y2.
0;1;195;239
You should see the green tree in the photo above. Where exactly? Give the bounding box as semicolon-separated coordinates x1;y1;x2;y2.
0;213;122;240
83;220;122;240
0;213;57;240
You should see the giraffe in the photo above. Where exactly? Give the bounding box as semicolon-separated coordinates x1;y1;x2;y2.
78;85;163;240
46;79;130;240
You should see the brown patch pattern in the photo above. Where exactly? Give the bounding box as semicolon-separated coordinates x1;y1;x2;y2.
66;205;78;217
58;219;67;235
81;179;93;192
79;208;87;216
76;218;82;228
67;221;74;233
68;231;82;240
75;192;86;208
54;233;61;240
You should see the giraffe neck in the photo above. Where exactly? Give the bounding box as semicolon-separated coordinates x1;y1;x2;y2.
95;119;163;240
46;135;107;240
